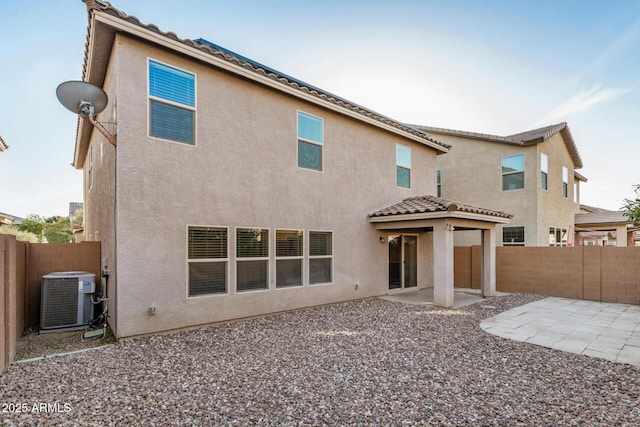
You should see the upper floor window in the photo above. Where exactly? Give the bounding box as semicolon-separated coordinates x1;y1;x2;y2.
562;166;569;198
396;144;411;188
502;154;524;191
148;59;195;144
436;170;442;197
187;226;228;296
540;153;548;190
574;182;578;203
297;111;323;171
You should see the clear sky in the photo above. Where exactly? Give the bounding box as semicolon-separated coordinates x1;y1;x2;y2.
1;0;639;218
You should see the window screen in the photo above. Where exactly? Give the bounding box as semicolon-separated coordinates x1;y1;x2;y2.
149;60;195;144
298;112;323;171
237;228;269;291
187;226;227;296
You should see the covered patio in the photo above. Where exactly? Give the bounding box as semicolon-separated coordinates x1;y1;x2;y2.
369;195;512;308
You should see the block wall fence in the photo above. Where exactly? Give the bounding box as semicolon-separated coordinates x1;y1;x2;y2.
0;235;100;373
455;246;640;304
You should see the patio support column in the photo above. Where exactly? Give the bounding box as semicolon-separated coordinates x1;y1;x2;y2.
433;219;454;308
615;225;628;247
481;228;496;298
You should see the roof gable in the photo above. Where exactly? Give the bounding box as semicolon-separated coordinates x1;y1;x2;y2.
414;122;583;169
370;195;512;220
73;1;450;167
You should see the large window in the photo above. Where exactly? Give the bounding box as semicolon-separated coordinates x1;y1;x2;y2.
297;111;323;171
188;226;227;296
396;144;411;188
149;59;195;144
236;228;269;292
540;153;548;190
562;166;569;198
502;154;524;191
309;231;332;284
276;230;303;288
436;170;442;197
503;226;525;246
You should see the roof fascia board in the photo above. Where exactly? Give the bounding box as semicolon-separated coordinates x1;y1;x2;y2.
369;211;511;224
93;12;448;154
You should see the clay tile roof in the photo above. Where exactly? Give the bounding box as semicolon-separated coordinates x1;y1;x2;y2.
369;195;512;219
81;1;450;153
413;122;583;169
0;136;7;152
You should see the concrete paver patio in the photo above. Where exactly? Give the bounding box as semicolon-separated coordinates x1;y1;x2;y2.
481;296;640;366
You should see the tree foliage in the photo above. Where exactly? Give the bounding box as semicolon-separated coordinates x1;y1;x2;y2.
623;184;640;226
17;214;73;243
43;216;72;243
0;225;40;243
18;214;45;241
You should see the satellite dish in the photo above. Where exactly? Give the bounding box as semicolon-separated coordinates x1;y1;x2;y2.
56;81;108;118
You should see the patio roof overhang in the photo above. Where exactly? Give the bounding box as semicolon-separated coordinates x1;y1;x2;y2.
368;195;512;308
369;195;512;229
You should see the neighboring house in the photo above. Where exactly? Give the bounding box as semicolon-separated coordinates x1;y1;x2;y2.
415;123;586;247
575;205;635;247
70;2;511;338
0;212;23;226
0;136;8;152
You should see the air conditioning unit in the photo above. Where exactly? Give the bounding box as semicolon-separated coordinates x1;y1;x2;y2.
41;271;95;331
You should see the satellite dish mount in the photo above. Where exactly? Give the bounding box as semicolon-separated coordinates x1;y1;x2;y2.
56;81;116;146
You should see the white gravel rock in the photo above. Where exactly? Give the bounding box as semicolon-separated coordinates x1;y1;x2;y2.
2;293;639;426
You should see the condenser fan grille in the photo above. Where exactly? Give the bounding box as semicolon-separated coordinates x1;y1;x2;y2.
41;278;79;328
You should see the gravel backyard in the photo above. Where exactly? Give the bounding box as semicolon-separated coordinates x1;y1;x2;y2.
2;293;640;426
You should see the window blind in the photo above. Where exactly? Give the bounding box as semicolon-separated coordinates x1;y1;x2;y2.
236;228;269;258
188;227;227;259
149;60;195;107
309;231;332;256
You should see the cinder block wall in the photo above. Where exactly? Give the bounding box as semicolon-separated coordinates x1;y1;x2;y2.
455;245;640;304
1;236;100;374
1;235;19;373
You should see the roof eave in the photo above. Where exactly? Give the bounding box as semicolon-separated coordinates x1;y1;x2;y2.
73;7;449;163
369;211;512;224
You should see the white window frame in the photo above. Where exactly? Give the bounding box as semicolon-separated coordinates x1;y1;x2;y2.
147;58;197;145
275;229;304;289
186;225;229;298
308;230;333;285
562;166;569;198
396;144;411;188
502;226;525;246
297;110;324;172
502;153;525;191
436;170;442;197
235;227;270;292
540;153;548;191
549;227;568;247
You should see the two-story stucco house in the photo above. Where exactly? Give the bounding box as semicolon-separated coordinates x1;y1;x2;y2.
415;124;586;247
70;1;511;338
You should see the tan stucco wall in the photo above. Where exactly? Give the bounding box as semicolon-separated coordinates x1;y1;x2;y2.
92;35;440;337
535;134;581;246
433;132;580;246
84;43;119;333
